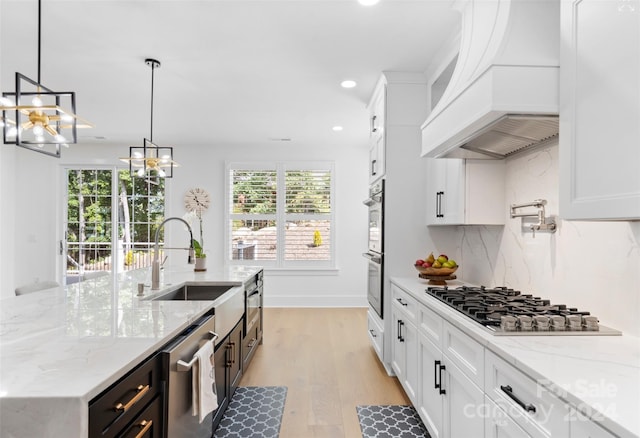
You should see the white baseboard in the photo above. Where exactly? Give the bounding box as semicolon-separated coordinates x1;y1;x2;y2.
265;295;368;308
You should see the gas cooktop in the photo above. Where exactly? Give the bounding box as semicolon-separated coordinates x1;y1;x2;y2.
425;285;622;336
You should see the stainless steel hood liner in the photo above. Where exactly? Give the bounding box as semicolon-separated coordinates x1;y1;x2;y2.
459;114;559;159
421;0;560;160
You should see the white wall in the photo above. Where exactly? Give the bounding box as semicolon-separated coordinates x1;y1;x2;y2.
0;141;370;306
456;142;640;337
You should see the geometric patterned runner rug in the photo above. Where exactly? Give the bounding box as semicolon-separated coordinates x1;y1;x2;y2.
356;405;430;438
214;386;287;438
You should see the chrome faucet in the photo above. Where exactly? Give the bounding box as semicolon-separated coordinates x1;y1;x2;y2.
510;199;557;238
151;217;196;290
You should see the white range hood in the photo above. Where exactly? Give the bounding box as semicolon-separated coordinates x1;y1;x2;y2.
421;0;560;159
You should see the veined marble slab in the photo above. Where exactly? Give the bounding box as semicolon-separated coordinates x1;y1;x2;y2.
391;276;640;438
0;265;262;438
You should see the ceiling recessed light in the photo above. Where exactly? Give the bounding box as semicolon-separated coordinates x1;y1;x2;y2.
358;0;380;5
332;126;343;131
340;80;357;89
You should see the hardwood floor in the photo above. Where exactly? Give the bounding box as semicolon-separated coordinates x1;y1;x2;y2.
239;307;410;438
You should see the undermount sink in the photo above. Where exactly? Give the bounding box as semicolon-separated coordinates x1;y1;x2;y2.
149;284;235;301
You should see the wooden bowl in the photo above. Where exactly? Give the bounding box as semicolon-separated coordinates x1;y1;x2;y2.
414;265;458;276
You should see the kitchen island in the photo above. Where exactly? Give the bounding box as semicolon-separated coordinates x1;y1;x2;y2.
0;265;262;438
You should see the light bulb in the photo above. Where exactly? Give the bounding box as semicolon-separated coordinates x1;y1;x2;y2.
61;114;74;122
54;134;67;143
160;155;170;163
137;168;145;177
33;125;44;136
0;119;4;128
32;96;43;107
6;126;17;137
157;168;166;178
0;97;15;107
35;135;45;143
133;151;143;159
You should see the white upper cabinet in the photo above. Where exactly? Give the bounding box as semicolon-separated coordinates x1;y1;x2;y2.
426;158;505;226
559;0;640;220
368;87;386;183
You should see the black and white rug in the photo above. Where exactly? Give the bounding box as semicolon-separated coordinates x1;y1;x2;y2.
214;386;287;438
356;405;430;438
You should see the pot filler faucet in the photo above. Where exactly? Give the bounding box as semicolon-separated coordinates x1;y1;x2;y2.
152;217;196;290
510;199;557;238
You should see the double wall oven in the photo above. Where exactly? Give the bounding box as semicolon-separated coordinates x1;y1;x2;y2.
363;179;384;319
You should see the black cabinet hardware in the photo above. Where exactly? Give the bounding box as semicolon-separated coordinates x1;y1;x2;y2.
500;385;536;413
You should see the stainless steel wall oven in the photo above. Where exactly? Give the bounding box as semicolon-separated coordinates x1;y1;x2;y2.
363;179;384;319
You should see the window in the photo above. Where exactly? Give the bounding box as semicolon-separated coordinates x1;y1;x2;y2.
64;168;164;283
226;162;334;268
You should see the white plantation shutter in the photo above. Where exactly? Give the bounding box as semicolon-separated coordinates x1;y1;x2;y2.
226;162;334;267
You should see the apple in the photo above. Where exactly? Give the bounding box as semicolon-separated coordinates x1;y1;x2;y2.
414;259;424;266
437;255;448;264
447;259;457;267
423;261;433;268
443;261;454;268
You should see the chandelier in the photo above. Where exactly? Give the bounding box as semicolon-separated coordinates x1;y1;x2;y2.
0;0;92;158
120;58;178;179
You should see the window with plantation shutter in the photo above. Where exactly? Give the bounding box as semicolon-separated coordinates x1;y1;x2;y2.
226;162;334;268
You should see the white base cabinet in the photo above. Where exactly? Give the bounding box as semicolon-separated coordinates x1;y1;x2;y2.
391;284;419;403
426;158;505;225
416;293;485;438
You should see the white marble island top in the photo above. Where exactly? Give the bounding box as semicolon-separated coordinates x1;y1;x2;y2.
391;276;640;438
0;265;262;438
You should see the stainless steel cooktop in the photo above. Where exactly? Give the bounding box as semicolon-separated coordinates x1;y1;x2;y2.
425;285;622;336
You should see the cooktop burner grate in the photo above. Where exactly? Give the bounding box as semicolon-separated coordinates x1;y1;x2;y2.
425;285;621;336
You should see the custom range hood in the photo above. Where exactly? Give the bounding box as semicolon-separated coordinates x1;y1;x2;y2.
421;0;560;159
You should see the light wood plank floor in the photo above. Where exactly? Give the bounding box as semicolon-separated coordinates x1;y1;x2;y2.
239;307;410;438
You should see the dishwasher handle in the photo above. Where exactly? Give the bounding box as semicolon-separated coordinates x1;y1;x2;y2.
176;331;219;372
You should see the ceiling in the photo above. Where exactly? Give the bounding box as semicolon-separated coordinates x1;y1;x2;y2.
1;0;460;153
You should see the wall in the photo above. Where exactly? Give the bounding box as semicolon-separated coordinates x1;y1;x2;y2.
456;141;640;337
0;141;370;307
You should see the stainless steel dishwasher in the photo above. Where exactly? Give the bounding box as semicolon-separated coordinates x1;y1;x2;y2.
161;314;218;438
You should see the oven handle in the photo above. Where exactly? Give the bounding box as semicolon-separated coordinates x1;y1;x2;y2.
362;253;382;264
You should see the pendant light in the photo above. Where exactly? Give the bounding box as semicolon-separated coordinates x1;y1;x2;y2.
0;0;92;158
120;58;178;179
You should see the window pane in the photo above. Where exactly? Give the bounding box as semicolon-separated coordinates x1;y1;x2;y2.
284;220;331;261
285;170;331;214
231;170;277;214
230;221;277;261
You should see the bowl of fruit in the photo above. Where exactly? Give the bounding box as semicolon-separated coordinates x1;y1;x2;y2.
414;253;458;284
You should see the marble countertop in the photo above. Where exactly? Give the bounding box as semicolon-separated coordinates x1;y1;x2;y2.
0;265;262;438
391;276;640;438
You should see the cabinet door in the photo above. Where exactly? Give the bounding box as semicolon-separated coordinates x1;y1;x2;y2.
391;306;406;384
560;0;640;219
425;158;464;225
443;359;485;438
418;332;444;438
403;320;418;404
214;340;230;413
229;322;243;393
570;415;617;438
484;396;531;438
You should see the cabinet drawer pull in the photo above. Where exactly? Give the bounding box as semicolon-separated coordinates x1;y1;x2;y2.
398;320;405;342
369;329;377;338
248;338;258;347
114;384;150;412
438;363;446;395
500;385;536;413
434;360;440;390
134;419;153;438
396;297;408;306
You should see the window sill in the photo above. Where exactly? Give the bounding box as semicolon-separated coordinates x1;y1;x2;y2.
262;267;339;276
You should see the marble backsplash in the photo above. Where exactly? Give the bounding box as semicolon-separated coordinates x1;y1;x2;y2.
455;143;640;337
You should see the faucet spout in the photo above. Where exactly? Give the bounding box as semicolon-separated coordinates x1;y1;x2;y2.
151;217;195;290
